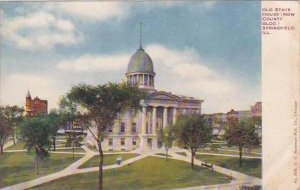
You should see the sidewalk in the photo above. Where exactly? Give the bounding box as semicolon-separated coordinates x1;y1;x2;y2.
3;140;14;150
167;149;261;187
1;147;261;190
0;146;97;190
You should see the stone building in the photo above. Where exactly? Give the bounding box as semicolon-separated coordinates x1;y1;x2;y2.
204;102;262;138
25;91;48;116
87;46;203;151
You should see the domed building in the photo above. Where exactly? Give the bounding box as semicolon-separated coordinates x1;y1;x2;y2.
88;45;203;151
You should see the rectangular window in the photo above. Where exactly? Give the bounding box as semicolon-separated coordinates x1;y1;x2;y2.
120;122;125;133
121;138;125;146
146;122;149;134
132;123;136;133
132;138;137;145
108;138;113;146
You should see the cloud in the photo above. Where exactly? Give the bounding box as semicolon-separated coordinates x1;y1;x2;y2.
1;10;82;49
56;54;129;72
55;44;259;113
53;2;130;23
1;73;63;110
145;44;259;113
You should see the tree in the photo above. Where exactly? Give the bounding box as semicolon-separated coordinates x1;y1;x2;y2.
159;124;175;160
174;113;212;169
0;107;10;154
20;116;51;175
2;105;24;144
47;110;64;151
66;82;145;190
59;97;79;157
224;117;260;167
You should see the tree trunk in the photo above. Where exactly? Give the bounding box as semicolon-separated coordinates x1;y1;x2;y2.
239;146;243;167
52;136;56;151
165;147;168;160
98;141;104;190
72;140;74;158
0;144;3;154
72;122;74;158
191;150;195;169
35;149;39;175
12;129;16;145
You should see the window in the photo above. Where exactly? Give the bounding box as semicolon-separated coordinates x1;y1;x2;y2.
108;126;113;132
146;123;149;134
132;138;137;145
108;138;113;146
132;123;136;133
120;122;125;133
120;138;125;146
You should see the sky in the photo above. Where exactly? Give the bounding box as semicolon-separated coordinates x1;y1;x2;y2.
0;1;261;114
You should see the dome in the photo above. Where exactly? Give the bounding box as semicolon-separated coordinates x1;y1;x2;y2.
126;48;155;75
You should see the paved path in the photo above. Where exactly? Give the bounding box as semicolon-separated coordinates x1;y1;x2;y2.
3;141;14;150
168;149;261;189
0;146;97;190
0;147;154;190
1;146;260;190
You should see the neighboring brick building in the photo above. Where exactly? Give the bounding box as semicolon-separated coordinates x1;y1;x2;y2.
251;102;262;117
204;102;262;138
25;91;48;116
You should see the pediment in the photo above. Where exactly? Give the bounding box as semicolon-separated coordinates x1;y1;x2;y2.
148;91;181;101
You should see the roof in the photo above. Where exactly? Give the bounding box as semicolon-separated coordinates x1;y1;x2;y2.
126;48;155;75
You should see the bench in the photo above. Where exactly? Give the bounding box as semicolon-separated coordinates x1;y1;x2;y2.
201;162;213;170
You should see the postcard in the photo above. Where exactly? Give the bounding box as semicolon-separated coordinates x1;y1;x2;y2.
0;1;299;190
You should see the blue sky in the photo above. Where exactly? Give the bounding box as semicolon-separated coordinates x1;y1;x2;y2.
0;1;261;113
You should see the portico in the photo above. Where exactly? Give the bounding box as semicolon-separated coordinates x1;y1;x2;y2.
87;45;203;151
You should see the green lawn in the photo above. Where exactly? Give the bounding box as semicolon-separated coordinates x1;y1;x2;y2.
80;153;139;168
196;154;261;178
155;153;172;157
51;148;86;153
0;152;83;188
197;149;261;157
175;152;187;156
87;144;98;151
31;156;232;190
5;142;26;150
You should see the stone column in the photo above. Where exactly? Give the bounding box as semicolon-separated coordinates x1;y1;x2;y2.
125;110;132;150
141;106;146;135
152;107;157;135
172;107;177;124
126;111;131;134
163;107;168;129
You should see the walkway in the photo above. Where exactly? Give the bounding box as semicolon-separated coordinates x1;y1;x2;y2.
1;145;261;190
167;149;261;189
0;146;97;190
3;140;14;150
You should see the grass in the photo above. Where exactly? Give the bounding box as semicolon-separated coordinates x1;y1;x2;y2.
50;148;86;153
155;153;172;157
5;142;26;150
0;152;83;188
175;152;187;156
80;153;139;168
87;144;98;151
197;149;261;157
31;156;232;190
195;154;261;178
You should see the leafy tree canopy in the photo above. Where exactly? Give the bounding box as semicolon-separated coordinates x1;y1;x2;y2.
20;116;51;159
